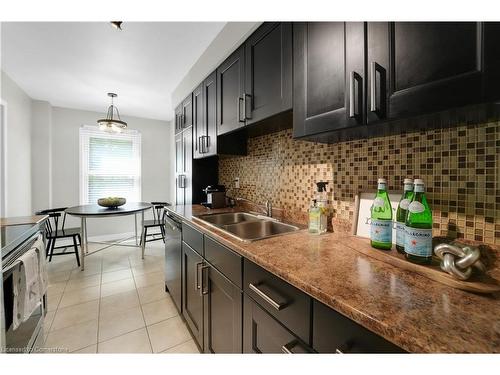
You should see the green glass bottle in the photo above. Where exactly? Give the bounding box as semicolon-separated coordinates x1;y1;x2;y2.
395;178;414;254
404;179;433;264
370;178;393;250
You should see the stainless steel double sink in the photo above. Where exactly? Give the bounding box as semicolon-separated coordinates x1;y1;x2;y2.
195;212;300;242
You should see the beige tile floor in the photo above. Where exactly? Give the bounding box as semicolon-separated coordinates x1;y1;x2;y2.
42;237;200;354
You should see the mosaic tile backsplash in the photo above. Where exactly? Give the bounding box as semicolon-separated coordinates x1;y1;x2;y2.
219;121;500;246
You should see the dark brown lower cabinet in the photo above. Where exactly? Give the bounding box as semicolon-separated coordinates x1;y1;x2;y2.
243;294;313;354
313;300;405;353
181;242;204;350
203;265;242;353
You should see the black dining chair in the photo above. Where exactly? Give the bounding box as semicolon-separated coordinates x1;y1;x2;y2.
140;202;171;245
36;208;81;266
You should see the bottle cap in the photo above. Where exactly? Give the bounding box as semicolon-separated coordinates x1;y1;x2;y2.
316;181;328;192
414;178;424;185
403;178;413;184
377;178;387;184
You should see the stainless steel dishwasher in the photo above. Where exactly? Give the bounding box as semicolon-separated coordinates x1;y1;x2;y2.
164;211;182;313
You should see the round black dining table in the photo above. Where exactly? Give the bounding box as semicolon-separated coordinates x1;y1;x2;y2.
66;202;152;270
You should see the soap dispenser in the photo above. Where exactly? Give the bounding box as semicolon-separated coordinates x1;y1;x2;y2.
309;182;328;234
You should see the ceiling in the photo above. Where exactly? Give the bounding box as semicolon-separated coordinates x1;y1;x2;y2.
1;22;226;121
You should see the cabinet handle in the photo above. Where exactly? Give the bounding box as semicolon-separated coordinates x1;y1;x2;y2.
238;97;245;123
200;265;210;296
248;283;286;311
370;62;377;112
244;93;252;120
195;262;203;290
335;343;350;354
178;175;186;188
349;71;362;119
205;135;210;153
281;340;311;354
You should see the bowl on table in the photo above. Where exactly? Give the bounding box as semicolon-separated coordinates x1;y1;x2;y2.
97;197;126;208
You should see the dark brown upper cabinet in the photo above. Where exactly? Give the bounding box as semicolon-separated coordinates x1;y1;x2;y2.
174;104;182;134
193;82;204;159
367;22;484;124
293;22;365;138
217;45;245;136
194;71;218;159
181;92;193;130
244;22;293;125
483;22;500;102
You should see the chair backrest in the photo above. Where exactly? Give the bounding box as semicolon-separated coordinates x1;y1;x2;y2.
150;202;171;223
36;207;68;236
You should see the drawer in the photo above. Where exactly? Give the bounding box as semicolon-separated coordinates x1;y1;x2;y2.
243;259;311;344
204;236;242;288
243;294;313;353
182;222;204;256
313;300;405;353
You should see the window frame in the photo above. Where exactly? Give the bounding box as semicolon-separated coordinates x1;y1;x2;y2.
79;125;142;205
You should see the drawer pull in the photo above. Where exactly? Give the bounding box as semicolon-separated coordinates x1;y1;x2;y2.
335;343;350;354
281;340;311;354
249;283;286;311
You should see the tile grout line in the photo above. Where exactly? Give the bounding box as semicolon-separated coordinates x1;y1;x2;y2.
94;254;103;352
160;337;196;354
129;251;155;354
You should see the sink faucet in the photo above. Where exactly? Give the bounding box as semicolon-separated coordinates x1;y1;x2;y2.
231;196;272;217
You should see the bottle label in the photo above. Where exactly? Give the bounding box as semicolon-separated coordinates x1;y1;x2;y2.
403;183;413;192
373;197;385;208
396;222;405;247
371;219;392;244
414;185;425;193
399;198;410;210
404;227;432;257
377;183;386;190
408;201;425;213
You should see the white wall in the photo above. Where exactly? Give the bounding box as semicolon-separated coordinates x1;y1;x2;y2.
1;71;32;216
31;100;52;213
171;22;261;106
50;106;172;236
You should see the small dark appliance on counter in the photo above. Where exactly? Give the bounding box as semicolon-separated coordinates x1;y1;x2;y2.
201;185;226;209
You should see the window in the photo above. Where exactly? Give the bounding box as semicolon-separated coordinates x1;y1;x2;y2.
79;126;141;204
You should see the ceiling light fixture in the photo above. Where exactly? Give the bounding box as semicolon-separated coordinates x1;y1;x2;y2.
110;21;123;30
97;93;127;133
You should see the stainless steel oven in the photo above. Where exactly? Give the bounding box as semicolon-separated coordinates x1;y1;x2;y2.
1;230;45;353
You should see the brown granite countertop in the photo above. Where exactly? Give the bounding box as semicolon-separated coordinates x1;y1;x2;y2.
167;204;500;353
0;215;48;227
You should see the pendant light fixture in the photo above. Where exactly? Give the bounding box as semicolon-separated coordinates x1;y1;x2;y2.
97;93;127;133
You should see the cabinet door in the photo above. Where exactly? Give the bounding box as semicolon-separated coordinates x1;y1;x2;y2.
244;22;292;125
293;22;365;138
203;265;242;353
243;294;313;354
183;127;193;205
174;133;184;205
193;83;204;159
217;45;245;135
174;104;182;134
483;22;500;102
182;242;204;350
367;22;483;124
182;93;193;130
313;300;404;353
203;71;217;157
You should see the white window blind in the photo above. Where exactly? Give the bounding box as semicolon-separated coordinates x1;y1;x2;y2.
79;126;141;205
